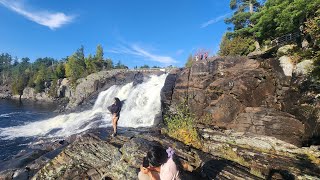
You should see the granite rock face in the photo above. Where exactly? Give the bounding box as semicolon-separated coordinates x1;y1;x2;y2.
2;128;319;180
0;84;12;99
164;57;319;146
19;87;53;102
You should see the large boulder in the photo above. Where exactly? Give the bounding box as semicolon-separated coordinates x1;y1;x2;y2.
293;60;314;75
19;87;53;102
277;44;297;57
164;56;319;146
278;56;294;77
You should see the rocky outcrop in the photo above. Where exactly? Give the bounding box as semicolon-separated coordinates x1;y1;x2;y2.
0;84;12;99
277;44;297;57
294;60;314;75
164;56;319;146
278;56;294;76
230;107;305;146
16;87;53;102
198;126;320;179
1;128;319;180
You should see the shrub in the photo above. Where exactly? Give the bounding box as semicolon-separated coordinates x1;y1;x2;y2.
185;54;193;68
304;10;320;47
48;79;58;98
164;100;201;148
219;35;256;56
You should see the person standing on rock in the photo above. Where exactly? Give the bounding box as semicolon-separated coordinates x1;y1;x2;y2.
138;146;182;180
108;97;122;137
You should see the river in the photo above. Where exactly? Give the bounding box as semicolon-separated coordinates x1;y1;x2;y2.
0;74;166;163
0;100;57;162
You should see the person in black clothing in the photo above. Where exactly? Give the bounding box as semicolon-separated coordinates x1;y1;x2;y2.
109;97;121;137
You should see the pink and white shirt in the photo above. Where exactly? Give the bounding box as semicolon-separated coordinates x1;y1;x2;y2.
159;158;180;180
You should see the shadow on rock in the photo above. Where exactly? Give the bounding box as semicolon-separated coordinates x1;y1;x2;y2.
266;169;295;180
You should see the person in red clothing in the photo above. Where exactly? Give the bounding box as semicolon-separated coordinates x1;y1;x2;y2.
204;52;208;60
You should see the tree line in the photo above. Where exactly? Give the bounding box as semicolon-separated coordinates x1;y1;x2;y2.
0;45;130;96
219;0;320;56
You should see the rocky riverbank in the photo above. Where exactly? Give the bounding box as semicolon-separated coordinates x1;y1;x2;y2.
0;127;319;180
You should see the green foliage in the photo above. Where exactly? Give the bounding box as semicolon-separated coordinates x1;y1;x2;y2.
48;79;58;98
251;0;320;41
311;51;320;79
219;34;256;56
225;0;261;37
185;54;193;68
0;44;125;95
140;65;150;69
0;53;12;84
104;59;114;70
94;45;104;71
304;9;320;46
65;53;86;85
85;54;98;74
114;60;128;69
55;63;65;79
164;100;201;148
12;76;26;95
34;65;47;93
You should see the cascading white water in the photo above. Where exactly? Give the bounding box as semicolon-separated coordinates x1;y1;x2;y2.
0;74;167;139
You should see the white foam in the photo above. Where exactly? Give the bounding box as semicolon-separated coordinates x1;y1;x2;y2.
0;112;20;118
0;74;167;139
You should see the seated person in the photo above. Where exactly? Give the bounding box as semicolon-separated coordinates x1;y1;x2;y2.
138;145;182;180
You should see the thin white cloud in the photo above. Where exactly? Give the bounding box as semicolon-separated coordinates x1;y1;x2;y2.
175;49;184;55
201;12;232;28
0;0;75;29
109;43;177;65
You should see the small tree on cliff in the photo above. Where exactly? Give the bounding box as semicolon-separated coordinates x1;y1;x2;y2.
65;54;86;85
94;45;104;70
219;34;256;56
225;0;261;38
12;76;26;100
185;54;193;68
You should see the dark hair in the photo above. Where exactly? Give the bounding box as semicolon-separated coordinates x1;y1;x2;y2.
146;145;168;167
114;97;121;106
145;145;185;179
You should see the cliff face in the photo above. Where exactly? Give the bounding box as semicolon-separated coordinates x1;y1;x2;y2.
162;57;320;147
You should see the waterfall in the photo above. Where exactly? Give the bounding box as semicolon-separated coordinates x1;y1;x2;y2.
0;74;167;139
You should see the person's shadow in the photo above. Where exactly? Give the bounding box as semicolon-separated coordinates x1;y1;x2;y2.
266;169;295;180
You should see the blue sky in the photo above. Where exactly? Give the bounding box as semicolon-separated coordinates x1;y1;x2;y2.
0;0;232;68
